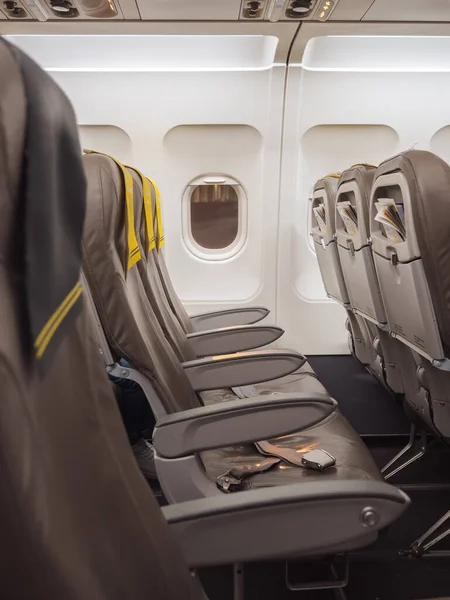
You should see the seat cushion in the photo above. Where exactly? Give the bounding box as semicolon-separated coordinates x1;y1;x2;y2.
200;410;382;490
251;361;328;396
200;361;328;406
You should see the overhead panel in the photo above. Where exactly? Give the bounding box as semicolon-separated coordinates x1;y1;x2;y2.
2;0;35;18
10;0;141;19
136;0;241;21
363;0;450;21
240;0;330;22
328;0;372;20
37;0;123;20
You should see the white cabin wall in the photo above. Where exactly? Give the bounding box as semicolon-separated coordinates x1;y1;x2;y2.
278;34;450;354
10;30;450;356
10;33;291;318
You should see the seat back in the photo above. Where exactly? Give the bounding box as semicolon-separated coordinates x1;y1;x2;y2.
82;153;200;415
311;175;376;367
0;38;194;600
370;150;450;438
128;166;196;361
336;165;405;394
142;178;195;334
336;165;385;324
311;175;350;305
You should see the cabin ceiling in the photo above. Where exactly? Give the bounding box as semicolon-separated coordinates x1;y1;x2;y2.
2;0;450;23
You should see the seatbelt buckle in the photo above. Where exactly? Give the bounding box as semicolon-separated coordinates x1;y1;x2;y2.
216;472;244;493
301;449;336;471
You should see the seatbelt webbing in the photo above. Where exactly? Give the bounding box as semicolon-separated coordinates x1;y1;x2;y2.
217;457;280;492
84;150;141;269
254;440;306;468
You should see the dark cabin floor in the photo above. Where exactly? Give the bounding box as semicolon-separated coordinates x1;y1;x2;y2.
198;355;450;600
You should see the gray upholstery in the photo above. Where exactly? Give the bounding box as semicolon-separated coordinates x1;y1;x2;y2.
311;174;378;369
370;151;450;440
200;410;382;489
336;164;410;395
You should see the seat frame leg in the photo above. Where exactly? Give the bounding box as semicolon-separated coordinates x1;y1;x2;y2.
400;509;450;558
233;562;245;600
381;423;427;480
191;571;210;600
231;559;351;599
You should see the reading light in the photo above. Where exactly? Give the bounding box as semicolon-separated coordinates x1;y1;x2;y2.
78;0;118;18
316;0;334;21
49;0;78;17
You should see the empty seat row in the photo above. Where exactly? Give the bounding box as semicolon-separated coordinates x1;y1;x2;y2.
78;143;411;552
311;155;450;446
81;151;383;498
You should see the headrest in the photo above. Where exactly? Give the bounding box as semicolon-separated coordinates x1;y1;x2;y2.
314;175;340;198
84;150;142;270
339;163;377;192
0;38;86;371
374;150;450;352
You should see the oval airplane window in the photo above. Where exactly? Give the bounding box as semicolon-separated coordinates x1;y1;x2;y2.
182;175;247;260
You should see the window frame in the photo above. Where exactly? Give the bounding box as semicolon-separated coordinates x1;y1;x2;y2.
181;174;248;261
307;190;316;254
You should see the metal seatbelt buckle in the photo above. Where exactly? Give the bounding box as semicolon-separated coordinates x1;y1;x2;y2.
301;449;336;471
216;472;244;493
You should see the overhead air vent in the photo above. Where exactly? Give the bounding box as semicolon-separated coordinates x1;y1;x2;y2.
22;0;124;19
77;0;118;18
240;0;267;19
49;0;78;16
285;0;316;18
2;0;28;17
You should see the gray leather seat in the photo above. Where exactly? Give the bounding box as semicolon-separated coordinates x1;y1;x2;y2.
82;153;394;505
135;171;272;334
335;164;411;396
370;150;450;441
125;165;327;399
311;174;379;371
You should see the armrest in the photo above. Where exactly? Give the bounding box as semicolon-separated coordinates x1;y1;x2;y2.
190;306;269;331
182;349;306;391
186;324;284;356
153;393;336;459
163;480;410;567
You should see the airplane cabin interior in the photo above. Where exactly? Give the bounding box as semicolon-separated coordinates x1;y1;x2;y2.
3;1;450;599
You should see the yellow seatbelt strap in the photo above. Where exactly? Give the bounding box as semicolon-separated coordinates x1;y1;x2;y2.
84;150;141;269
125;166;156;255
147;177;165;250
